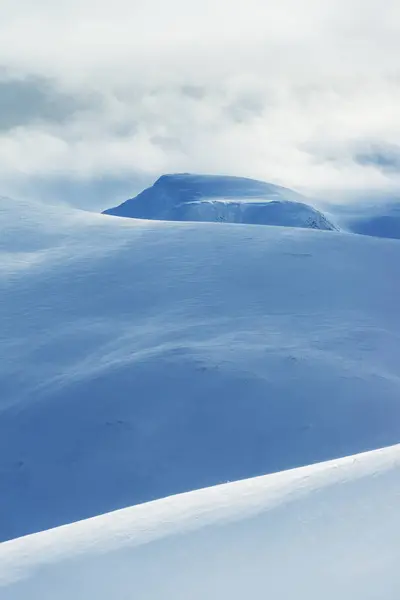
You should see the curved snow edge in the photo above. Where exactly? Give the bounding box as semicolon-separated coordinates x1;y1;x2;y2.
1;442;399;575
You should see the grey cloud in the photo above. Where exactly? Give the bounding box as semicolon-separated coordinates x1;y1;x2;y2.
354;143;400;173
0;75;92;131
180;85;207;100
0;0;400;198
150;135;183;152
225;94;266;124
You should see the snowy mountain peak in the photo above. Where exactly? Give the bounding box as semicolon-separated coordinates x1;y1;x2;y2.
151;172;294;196
103;173;338;231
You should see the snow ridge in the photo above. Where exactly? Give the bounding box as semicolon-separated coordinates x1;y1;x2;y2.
1;444;399;600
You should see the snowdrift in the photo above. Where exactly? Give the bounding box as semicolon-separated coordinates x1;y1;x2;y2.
1;444;399;600
103;173;337;230
1;196;400;541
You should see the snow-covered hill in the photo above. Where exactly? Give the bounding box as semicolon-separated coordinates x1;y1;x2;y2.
1;196;399;542
340;201;400;240
1;444;399;600
103;174;337;230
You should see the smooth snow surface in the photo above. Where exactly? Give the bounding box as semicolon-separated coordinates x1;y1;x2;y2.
1;445;400;600
103;173;337;230
1;195;400;541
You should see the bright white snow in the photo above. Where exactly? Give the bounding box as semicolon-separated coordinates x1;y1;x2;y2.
1;192;400;541
1;444;399;600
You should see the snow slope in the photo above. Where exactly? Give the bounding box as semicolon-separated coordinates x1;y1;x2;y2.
103;173;337;230
1;196;400;541
1;444;400;600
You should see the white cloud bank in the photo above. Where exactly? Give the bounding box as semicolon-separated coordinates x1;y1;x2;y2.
1;0;400;201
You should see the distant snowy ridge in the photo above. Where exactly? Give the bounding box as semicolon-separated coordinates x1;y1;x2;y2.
103;173;337;230
1;444;399;600
330;198;400;240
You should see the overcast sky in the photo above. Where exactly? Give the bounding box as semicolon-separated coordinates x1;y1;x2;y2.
1;0;400;207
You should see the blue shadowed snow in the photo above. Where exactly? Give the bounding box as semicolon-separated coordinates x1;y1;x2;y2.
0;195;399;541
103;173;337;231
346;203;400;240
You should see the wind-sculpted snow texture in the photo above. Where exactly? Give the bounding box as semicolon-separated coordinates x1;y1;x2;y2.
1;445;400;600
103;173;337;230
1;193;399;541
